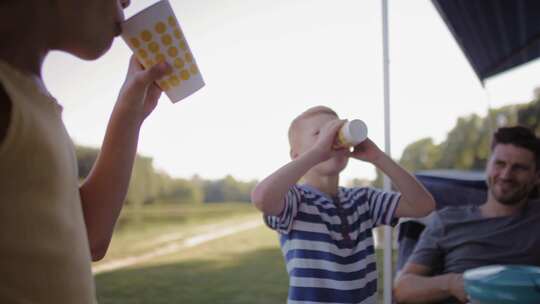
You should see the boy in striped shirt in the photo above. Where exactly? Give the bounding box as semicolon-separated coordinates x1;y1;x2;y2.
251;106;435;304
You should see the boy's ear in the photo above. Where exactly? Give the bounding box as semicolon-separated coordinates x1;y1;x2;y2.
290;149;298;160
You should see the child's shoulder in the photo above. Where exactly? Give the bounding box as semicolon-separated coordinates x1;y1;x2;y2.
293;184;336;207
339;186;376;197
294;184;324;200
339;186;395;204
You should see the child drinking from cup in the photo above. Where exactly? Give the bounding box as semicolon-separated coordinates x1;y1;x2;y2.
251;105;435;304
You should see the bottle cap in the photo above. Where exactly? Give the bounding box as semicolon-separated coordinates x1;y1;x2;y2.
342;119;368;146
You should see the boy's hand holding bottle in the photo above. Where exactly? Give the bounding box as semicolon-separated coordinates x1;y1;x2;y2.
308;117;379;165
349;138;384;164
307;119;348;163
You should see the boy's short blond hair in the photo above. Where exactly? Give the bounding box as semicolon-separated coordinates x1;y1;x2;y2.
288;106;338;151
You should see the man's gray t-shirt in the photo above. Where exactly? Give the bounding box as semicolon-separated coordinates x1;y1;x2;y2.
409;200;540;275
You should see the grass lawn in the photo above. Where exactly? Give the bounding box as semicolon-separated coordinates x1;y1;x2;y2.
94;202;260;263
95;226;288;304
94;203;395;303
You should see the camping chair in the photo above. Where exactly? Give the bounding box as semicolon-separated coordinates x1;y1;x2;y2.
395;170;487;272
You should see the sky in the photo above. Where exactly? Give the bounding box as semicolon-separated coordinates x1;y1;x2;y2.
43;0;540;183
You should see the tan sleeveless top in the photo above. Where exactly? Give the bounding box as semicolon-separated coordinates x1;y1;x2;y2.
0;61;96;303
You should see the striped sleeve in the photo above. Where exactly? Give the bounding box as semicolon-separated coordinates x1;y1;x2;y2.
263;185;301;234
366;187;401;227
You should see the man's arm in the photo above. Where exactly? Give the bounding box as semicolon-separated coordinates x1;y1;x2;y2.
80;58;168;261
394;262;467;303
0;84;11;146
393;211;467;303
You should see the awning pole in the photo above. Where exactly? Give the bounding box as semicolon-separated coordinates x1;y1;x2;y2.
381;0;393;303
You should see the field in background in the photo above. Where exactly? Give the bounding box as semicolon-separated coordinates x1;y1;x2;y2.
94;202;259;263
95;225;288;304
94;203;391;303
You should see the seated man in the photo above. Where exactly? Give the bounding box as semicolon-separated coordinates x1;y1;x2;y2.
394;126;540;304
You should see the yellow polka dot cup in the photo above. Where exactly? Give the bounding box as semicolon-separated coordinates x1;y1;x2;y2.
121;0;204;103
334;119;368;149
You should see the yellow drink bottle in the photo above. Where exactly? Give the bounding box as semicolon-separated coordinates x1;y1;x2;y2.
334;119;368;148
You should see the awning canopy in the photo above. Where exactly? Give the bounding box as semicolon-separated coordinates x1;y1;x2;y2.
432;0;540;83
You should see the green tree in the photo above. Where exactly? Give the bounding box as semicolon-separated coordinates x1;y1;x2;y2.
517;91;540;134
74;145;258;206
161;178;203;204
399;137;440;172
370;92;540;185
202;175;256;203
125;156;155;207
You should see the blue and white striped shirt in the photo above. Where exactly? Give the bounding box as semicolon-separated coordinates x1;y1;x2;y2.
265;185;401;304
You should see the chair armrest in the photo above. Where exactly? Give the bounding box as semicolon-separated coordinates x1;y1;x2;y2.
396;220;427;272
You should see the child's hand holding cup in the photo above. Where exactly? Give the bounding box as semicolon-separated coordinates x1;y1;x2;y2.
121;0;204;103
334;119;368;149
